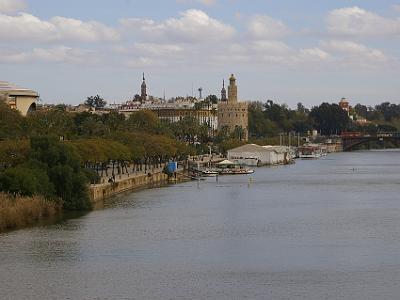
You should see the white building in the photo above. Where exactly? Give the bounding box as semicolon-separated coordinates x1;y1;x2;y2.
227;144;292;166
0;81;38;116
118;99;218;131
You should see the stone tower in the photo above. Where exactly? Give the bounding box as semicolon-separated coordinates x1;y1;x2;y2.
217;74;249;141
228;74;237;103
141;73;147;103
221;80;227;101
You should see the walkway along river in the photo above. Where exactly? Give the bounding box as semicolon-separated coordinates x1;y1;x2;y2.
1;150;400;299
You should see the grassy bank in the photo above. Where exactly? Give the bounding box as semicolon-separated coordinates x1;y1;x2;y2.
0;193;61;232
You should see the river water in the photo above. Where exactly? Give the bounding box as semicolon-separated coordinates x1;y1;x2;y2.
1;150;400;299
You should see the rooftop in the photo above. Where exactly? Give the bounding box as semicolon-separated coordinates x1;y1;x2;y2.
0;81;38;97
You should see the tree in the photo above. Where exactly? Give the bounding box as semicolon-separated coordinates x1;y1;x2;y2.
30;136;92;210
84;95;107;109
205;95;218;104
126;110;160;132
309;103;351;135
0;101;25;139
232;126;246;141
248;101;277;138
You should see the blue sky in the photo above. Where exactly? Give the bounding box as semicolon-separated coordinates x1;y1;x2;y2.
1;0;400;107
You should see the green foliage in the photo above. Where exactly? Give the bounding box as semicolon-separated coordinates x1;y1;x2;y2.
0;140;30;168
29;136;92;210
0;165;54;198
84;95;107;109
248;100;311;138
0;101;25;139
126;110;160;132
309;103;351;135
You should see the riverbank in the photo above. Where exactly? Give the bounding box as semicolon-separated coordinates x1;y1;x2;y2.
0;193;61;232
89;165;190;205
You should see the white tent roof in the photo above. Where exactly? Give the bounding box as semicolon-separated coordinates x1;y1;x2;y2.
216;159;236;165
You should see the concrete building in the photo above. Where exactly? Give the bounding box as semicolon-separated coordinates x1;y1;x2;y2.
227;144;292;166
119;98;218;132
218;74;248;141
0;81;38;116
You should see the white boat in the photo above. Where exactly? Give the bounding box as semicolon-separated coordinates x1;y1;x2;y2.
215;160;255;175
298;144;324;159
202;170;219;177
219;168;255;175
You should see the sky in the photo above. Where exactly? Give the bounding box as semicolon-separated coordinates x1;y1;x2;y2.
1;0;400;107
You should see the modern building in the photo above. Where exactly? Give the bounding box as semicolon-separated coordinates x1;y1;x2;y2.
217;74;249;141
227;144;292;166
0;81;38;116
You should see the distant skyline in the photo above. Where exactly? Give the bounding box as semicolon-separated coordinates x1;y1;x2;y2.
0;0;399;107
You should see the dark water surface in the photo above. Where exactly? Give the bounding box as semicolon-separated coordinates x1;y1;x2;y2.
1;150;400;299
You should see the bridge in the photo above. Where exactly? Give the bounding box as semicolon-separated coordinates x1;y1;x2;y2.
342;132;400;151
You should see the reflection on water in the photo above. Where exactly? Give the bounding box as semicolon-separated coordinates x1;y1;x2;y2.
1;150;400;299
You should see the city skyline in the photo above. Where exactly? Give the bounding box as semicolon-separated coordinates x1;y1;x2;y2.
1;0;400;106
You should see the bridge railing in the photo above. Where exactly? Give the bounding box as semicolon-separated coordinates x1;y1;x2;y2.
341;132;400;138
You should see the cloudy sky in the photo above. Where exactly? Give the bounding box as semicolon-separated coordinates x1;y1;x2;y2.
1;0;399;107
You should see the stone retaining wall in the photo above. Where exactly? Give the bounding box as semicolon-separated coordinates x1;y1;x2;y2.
88;171;188;204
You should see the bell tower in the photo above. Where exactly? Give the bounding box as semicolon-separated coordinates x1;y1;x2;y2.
141;73;147;103
228;74;237;103
221;79;227;101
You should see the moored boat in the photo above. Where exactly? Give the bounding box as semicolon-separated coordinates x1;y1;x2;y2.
202;170;219;177
215;159;255;175
218;168;255;175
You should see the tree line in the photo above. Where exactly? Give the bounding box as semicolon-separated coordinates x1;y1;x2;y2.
248;100;400;138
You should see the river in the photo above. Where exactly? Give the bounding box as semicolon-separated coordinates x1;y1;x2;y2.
1;150;400;299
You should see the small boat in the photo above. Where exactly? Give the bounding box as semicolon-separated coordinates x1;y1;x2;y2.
298;144;324;159
202;170;219;177
219;168;255;175
215;159;255;175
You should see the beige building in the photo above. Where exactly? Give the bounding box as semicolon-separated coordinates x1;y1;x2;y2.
217;74;248;141
0;81;38;116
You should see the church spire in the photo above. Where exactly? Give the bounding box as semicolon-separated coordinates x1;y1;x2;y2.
221;79;227;101
141;72;147;103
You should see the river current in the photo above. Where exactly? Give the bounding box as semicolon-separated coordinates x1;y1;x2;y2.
1;150;400;299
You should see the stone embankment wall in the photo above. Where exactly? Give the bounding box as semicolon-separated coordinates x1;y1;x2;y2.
88;169;188;204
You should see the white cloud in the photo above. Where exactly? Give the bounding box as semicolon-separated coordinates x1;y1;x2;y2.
327;6;400;36
297;48;331;62
0;0;26;13
120;9;235;43
0;46;99;64
251;40;292;54
0;13;120;42
50;16;120;42
0;49;30;63
32;46;99;64
176;0;216;5
393;4;400;13
247;15;290;39
320;40;389;66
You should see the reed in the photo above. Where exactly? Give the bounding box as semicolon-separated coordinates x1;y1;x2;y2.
0;193;61;232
